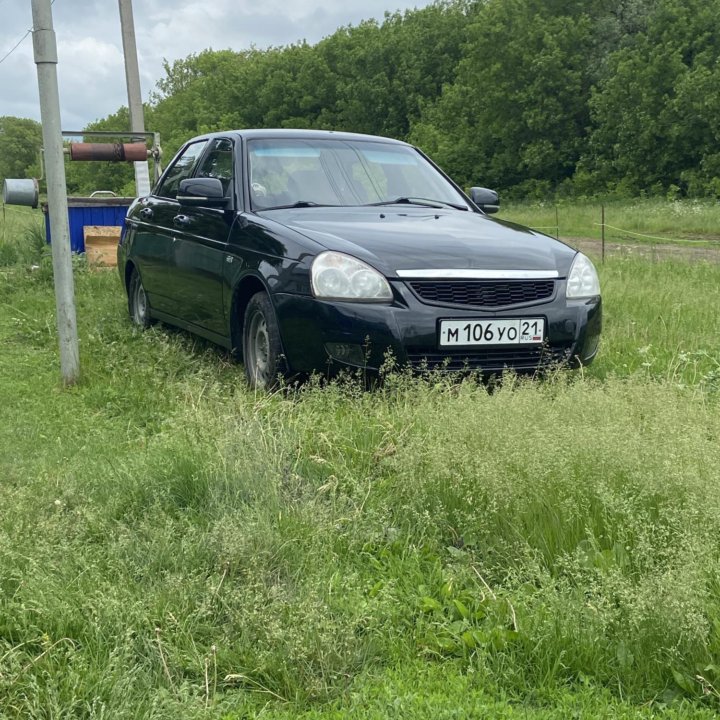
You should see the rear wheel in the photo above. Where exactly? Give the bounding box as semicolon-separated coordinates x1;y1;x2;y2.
128;268;152;328
243;292;284;390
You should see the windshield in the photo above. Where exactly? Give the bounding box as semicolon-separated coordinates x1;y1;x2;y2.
248;138;469;211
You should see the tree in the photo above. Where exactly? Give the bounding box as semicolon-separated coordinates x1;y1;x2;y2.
0;117;42;187
145;2;470;155
67;0;720;199
584;0;720;196
410;0;599;196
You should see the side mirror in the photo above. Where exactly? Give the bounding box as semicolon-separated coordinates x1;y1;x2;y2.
469;187;499;214
177;177;228;207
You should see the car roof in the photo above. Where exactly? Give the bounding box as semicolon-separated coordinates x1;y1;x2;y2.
190;128;410;146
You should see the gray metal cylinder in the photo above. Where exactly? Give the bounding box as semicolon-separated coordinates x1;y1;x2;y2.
3;178;39;208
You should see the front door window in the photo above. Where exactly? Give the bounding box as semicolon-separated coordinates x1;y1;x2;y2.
155;140;209;199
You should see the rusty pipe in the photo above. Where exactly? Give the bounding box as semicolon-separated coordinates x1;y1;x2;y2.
69;142;148;162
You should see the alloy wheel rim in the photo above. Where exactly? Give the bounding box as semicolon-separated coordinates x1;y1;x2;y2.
250;314;270;383
135;283;147;324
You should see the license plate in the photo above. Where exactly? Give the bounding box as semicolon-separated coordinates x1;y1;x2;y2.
439;318;545;346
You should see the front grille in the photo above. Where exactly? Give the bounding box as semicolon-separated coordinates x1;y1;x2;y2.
408;279;555;308
406;345;573;373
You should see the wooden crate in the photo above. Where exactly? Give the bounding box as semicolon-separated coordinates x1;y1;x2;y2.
83;225;121;268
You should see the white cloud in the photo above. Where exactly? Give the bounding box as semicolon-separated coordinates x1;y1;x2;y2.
55;38;125;127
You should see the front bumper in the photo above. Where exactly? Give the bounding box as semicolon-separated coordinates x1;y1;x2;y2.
273;280;601;376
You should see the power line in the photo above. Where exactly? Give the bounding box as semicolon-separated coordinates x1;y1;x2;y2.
0;29;31;67
0;0;57;67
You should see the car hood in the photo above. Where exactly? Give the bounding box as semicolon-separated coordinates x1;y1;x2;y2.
261;206;577;276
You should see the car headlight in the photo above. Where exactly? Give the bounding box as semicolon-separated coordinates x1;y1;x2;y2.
311;251;393;301
566;253;600;299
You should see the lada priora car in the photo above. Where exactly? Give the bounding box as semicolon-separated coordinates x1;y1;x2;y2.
118;129;601;388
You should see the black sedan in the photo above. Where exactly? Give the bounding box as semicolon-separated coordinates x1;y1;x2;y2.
118;129;601;388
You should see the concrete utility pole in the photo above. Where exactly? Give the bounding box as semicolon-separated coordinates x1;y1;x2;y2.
118;0;151;196
31;0;80;385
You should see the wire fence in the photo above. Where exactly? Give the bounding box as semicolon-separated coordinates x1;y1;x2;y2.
526;204;720;263
595;222;718;244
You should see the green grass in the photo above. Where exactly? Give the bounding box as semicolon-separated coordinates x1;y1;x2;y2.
499;198;720;245
1;214;720;717
0;205;45;267
593;258;720;384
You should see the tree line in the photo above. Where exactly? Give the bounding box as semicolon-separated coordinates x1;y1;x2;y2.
3;0;720;200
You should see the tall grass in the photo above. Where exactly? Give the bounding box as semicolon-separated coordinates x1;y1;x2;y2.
0;205;46;267
594;257;720;385
1;247;719;717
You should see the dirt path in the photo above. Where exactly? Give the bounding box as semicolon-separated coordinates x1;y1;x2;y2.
565;237;720;263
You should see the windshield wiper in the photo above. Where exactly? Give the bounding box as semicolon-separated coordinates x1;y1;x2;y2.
261;200;337;210
368;197;469;211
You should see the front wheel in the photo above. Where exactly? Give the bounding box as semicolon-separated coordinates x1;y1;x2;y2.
243;292;285;390
128;267;153;328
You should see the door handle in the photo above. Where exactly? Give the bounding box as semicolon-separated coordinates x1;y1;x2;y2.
173;214;191;228
139;207;153;220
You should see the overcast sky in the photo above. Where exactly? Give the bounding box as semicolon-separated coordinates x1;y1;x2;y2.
0;0;434;129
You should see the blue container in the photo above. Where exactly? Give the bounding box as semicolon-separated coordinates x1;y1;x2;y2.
43;197;135;252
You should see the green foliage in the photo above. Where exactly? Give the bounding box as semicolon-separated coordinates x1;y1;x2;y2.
583;0;720;196
149;49;249;156
411;0;598;191
0;116;42;187
146;5;469;163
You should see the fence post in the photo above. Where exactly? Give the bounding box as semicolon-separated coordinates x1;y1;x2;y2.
555;206;559;239
601;204;605;263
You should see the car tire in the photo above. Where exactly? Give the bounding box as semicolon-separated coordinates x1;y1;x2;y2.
128;268;153;328
243;291;285;390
